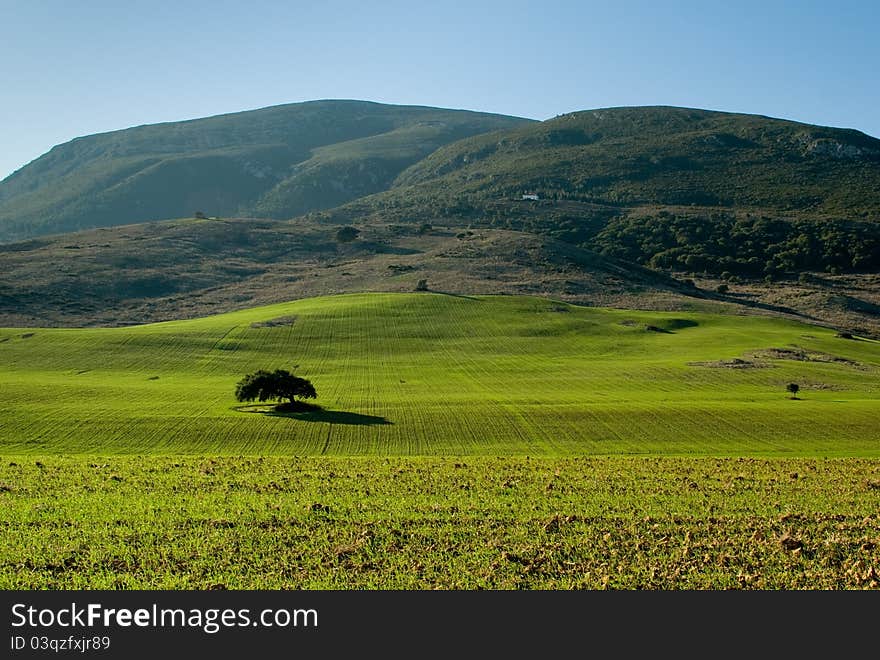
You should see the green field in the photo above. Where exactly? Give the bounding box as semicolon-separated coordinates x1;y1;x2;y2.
1;456;878;589
1;293;879;455
2;293;879;589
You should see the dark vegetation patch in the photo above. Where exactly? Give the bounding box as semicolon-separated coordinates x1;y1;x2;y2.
594;213;880;278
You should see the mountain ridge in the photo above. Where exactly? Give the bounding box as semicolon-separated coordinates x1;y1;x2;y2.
0;100;531;241
389;105;880;207
5;101;880;244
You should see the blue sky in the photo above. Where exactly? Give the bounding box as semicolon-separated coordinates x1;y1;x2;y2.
1;0;878;180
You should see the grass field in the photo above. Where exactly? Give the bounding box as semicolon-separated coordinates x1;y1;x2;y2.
2;293;878;589
1;293;878;455
1;456;878;589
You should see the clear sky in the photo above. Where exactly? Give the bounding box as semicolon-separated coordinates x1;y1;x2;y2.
1;0;878;181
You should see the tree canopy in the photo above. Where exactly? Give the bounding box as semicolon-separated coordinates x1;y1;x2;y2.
235;369;317;407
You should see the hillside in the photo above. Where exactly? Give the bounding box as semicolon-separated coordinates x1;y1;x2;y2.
0;101;530;241
321;106;880;276
394;106;880;213
2;293;879;455
0;216;695;327
3;212;880;336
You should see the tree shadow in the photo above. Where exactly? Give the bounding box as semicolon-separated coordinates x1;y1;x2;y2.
233;404;391;426
272;410;393;425
644;319;699;333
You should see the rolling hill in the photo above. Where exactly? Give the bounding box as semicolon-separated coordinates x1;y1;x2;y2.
0;100;530;241
2;292;879;455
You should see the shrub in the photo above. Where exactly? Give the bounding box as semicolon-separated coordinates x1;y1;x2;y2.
335;226;360;243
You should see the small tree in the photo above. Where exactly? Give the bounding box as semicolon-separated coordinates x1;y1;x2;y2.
235;369;317;408
415;278;429;291
786;383;800;399
335;226;360;243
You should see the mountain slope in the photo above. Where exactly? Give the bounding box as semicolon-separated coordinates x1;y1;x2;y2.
319;106;880;276
391;105;880;213
0;100;530;241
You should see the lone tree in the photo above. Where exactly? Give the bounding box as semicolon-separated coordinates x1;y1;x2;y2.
235;369;317;409
786;382;800;399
